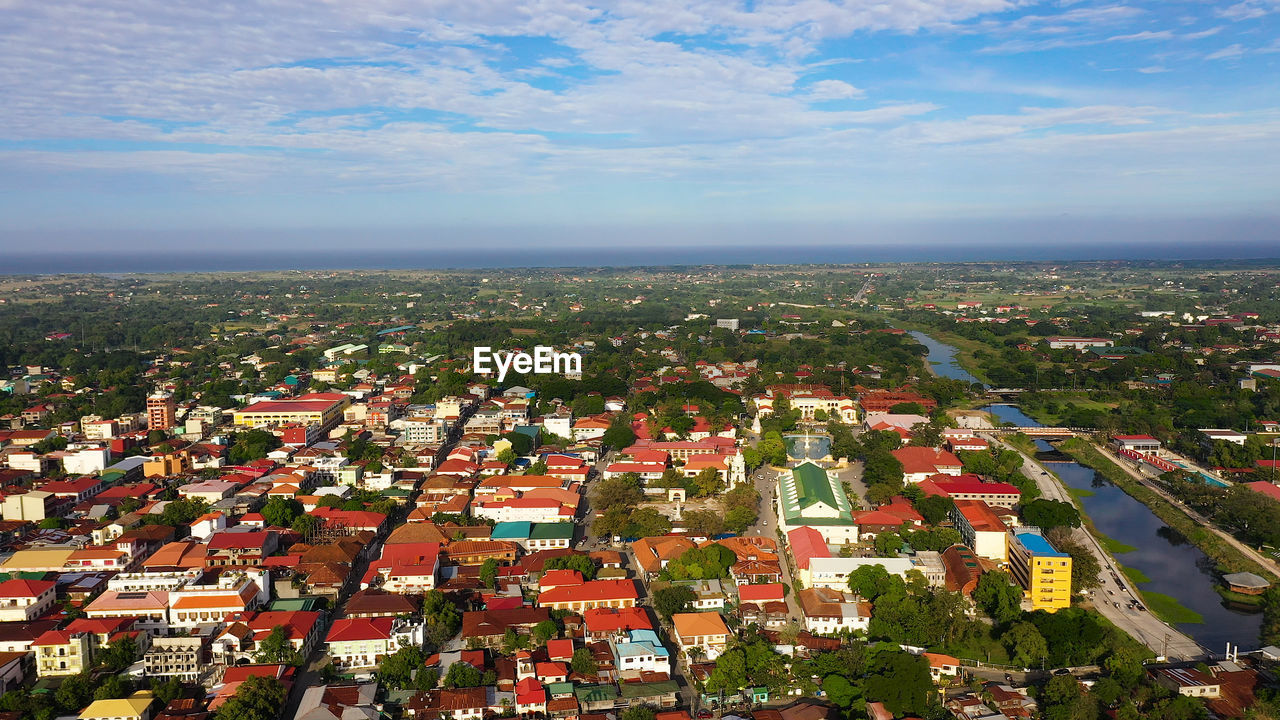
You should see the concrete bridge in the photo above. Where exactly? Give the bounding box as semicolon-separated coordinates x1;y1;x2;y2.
988;426;1094;437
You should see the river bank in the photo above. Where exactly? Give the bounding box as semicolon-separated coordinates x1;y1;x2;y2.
1058;437;1274;581
984;409;1263;651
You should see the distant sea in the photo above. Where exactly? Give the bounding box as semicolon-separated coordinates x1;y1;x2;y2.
3;240;1280;274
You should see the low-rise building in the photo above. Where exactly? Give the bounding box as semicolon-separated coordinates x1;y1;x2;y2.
951;500;1008;563
670;612;729;661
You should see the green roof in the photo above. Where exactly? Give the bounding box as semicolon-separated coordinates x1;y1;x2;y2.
778;461;854;526
574;685;619;703
548;682;575;697
491;521;533;540
792;462;836;510
619;681;680;699
269;597;322;611
529;522;575;540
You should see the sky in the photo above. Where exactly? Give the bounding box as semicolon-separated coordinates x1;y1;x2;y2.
1;0;1278;253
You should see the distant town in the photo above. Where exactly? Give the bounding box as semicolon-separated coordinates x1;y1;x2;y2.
0;262;1276;720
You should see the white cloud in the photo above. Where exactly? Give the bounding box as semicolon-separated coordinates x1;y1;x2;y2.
805;79;866;100
1205;43;1247;60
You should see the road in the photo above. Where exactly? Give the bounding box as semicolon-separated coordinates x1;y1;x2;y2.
751;465;801;622
1092;444;1280;579
278;402;479;719
985;434;1206;661
853;277;874;303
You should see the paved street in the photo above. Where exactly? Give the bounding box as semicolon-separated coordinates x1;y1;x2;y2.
751;465;801;622
986;434;1205;661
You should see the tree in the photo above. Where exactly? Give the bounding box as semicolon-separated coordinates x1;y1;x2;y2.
1022;499;1082;530
1046;529;1102;591
865;483;898;507
39;517;67;530
681;509;724;538
759;432;787;466
214;675;287;720
571;646;598;676
625;507;672;538
592;506;631;537
500;432;534;456
544;554;596;581
379;645;427;690
653;585;696;622
291;513;321;539
496;448;517;465
54;673;93;713
889;402;925;415
253;625;302;665
533;620;558;645
152;677;185;705
724;506;757;534
864;650;933;718
691;467;724;497
848;564;900;601
592;475;644;512
873;532;902;557
443;661;484;688
601;416;636;450
821;675;864;714
93;673;133;700
914;494;955;525
422;590;462;650
96;635;138;672
975;571;1024;625
480;558;499;590
620;706;657;720
1002;621;1049;668
228;429;282;464
261;497;303;528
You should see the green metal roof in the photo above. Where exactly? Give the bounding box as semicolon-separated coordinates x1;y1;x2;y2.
491;521;533;540
574;685;620;703
548;682;575;697
529;522;575;540
618;681;680;699
792;462;836;510
269;597;322;611
778;461;854;527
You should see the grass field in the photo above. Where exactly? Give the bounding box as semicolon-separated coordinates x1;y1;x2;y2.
1100;536;1138;554
1121;566;1152;584
1139;591;1204;625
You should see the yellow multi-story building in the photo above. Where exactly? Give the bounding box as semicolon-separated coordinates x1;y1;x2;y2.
1008;530;1072;612
232;392;350;432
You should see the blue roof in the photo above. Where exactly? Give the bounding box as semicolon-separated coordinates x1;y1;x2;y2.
376;325;416;336
491;521;533;540
1015;531;1067;557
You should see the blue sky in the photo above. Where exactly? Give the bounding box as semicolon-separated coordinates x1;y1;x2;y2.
1;0;1278;250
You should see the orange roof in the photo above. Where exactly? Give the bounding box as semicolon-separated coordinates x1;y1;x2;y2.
672;612;729;638
171;593;253;610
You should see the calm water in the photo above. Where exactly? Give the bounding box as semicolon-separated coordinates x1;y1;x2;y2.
984;403;1262;651
907;330;984;387
785;433;832;461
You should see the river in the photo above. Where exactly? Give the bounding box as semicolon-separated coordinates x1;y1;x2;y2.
908;329;1261;650
984;403;1262;652
907;330;984;386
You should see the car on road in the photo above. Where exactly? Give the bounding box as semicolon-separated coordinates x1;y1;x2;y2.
697;711;714;719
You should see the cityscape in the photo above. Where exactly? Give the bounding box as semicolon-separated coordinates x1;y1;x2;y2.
0;265;1276;720
3;1;1280;720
